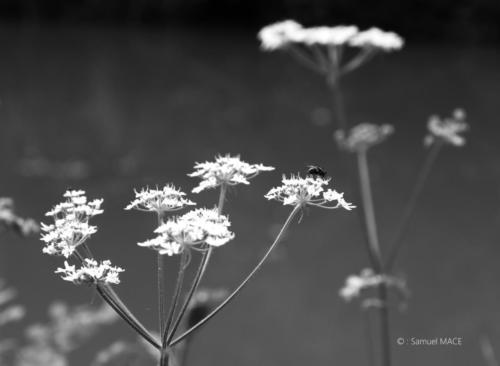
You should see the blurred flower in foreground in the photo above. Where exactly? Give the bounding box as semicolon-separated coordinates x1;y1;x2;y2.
258;20;303;50
349;27;404;51
265;174;355;210
125;185;195;214
0;198;39;237
334;123;394;152
339;268;408;303
0;280;25;328
138;208;234;255
424;109;468;147
56;259;124;285
189;154;274;193
41;190;103;258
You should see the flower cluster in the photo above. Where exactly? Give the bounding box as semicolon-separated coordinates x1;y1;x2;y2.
125;185;195;214
0;198;39;238
41;191;103;258
189;154;274;193
339;268;408;302
138;208;235;255
258;20;403;51
335;123;394;152
265;174;355;210
56;259;124;286
424;109;468;147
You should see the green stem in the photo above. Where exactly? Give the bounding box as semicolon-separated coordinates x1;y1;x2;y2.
165;184;227;344
169;204;301;347
385;141;442;270
157;213;166;338
357;150;383;270
96;285;160;349
163;251;188;345
356;149;391;366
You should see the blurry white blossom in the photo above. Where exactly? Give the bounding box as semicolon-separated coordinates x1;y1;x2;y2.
424;109;469;147
339;268;408;302
349;27;404;51
125;185;195;214
189;154;274;193
0;280;25;327
299;25;359;46
15;345;67;366
258;20;304;50
0;198;39;237
265;174;355;210
41;190;103;258
56;259;124;285
138;208;235;255
335;123;394;152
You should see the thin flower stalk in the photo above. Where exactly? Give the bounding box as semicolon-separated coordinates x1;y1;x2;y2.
385;140;442;270
356;149;391;366
169;204;302;347
165;183;227;345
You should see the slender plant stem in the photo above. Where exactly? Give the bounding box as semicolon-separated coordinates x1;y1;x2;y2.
363;308;375;366
163;251;188;345
356;149;391;366
169;204;301;347
165;184;227;344
96;285;160;349
385;141;442;270
157;213;167;338
356;150;383;270
329;76;348;133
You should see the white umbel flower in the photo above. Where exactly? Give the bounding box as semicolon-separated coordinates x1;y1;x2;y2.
189;154;274;193
339;268;408;302
299;25;359;46
138;208;235;255
349;27;404;51
125;185;195;213
335;123;394;152
258;20;304;50
56;259;124;286
424;109;468;147
41;191;103;258
265;174;355;210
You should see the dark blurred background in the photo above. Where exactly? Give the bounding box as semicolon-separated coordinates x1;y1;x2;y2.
1;1;500;366
0;0;500;41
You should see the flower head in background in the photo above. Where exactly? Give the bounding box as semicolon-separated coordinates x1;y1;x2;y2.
189;154;274;193
339;268;409;304
125;185;195;214
335;123;394;152
56;259;124;286
265;174;355;210
349;27;404;51
424;109;469;147
258;20;304;50
0;197;39;238
0;280;25;328
299;25;359;46
41;190;103;258
138;208;234;255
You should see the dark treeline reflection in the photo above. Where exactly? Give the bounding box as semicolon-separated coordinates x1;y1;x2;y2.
0;0;499;42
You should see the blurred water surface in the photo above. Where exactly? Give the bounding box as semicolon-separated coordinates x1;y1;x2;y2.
1;24;500;366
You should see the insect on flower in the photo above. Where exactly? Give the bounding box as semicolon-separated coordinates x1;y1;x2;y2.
306;165;327;179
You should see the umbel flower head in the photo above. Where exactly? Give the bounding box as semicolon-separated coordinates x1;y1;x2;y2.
265;174;355;210
258;20;304;50
339;268;408;303
424;109;469;147
188;154;275;193
349;27;404;51
56;259;124;286
138;208;235;255
125;185;195;214
41;190;103;258
335;123;394;152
